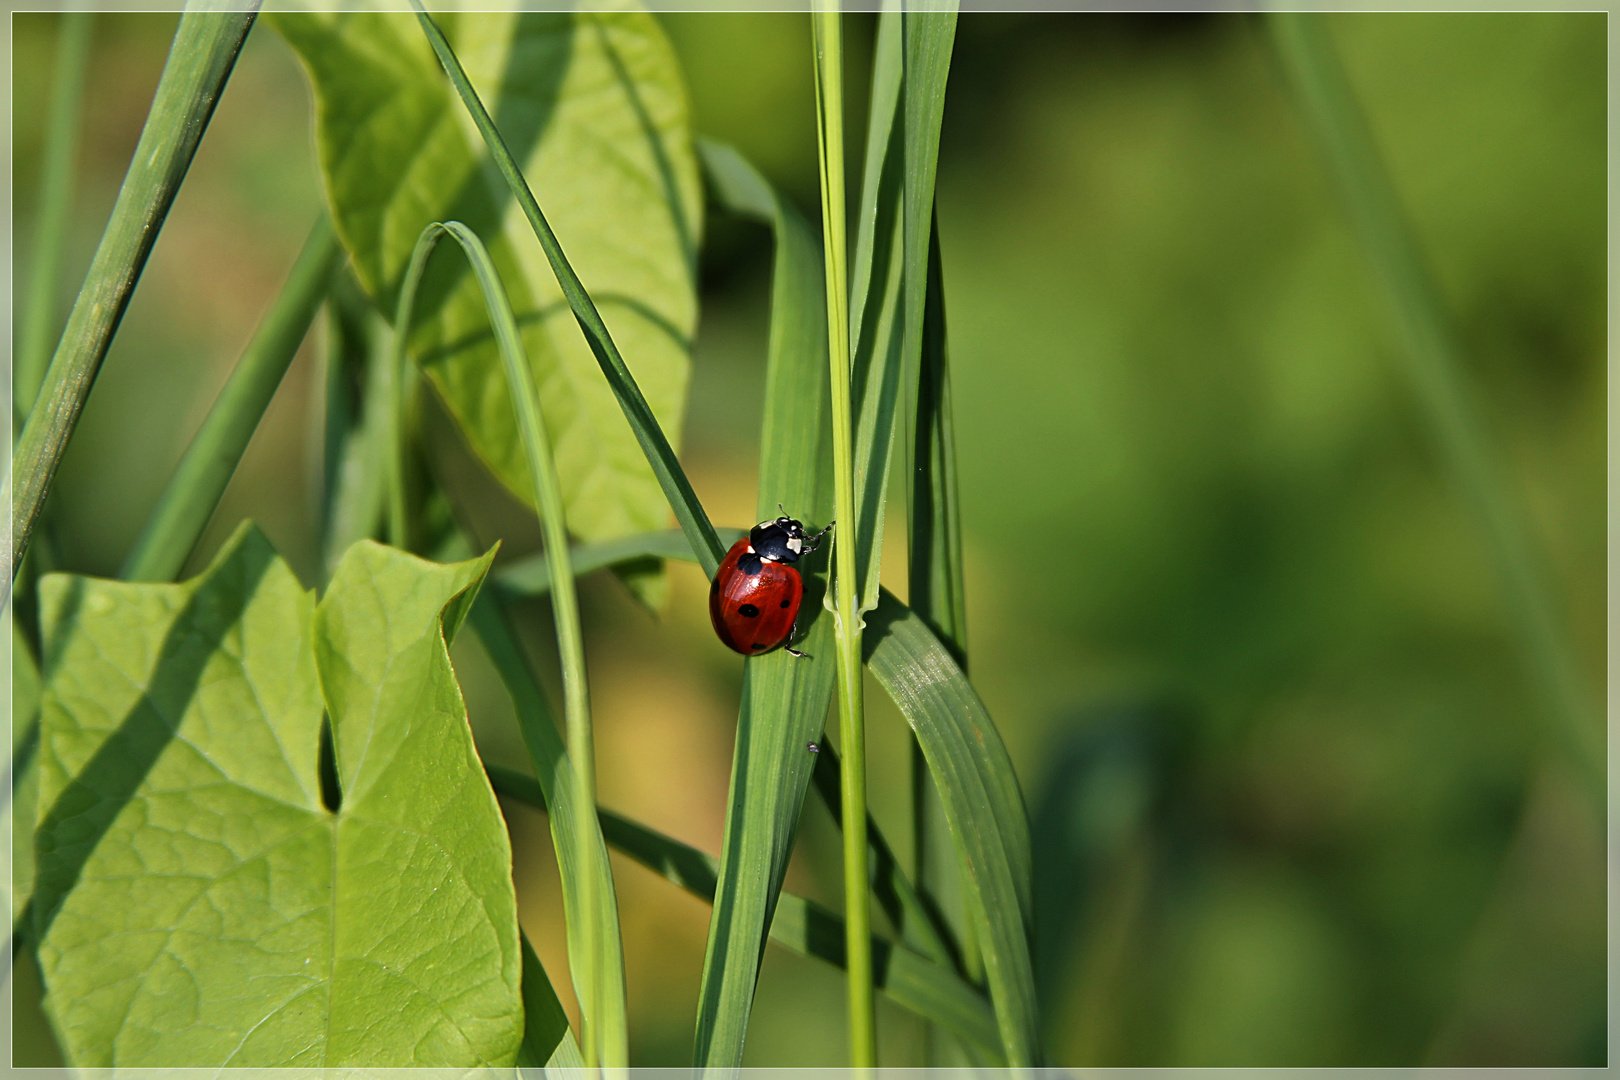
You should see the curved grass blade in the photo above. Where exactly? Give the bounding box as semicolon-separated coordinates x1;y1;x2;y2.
15;12;93;425
690;140;839;1068
411;3;723;577
121;214;344;583
272;11;698;610
467;590;629;1070
497;527;744;597
864;587;1039;1067
3;3;258;597
386;221;626;1068
1267;13;1602;804
486;765;1002;1063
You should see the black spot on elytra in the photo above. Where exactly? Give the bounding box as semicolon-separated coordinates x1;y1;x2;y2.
738;603;760;618
780;599;791;608
752;643;767;650
738;552;764;576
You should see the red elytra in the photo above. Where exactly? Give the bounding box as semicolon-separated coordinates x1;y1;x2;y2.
709;535;803;655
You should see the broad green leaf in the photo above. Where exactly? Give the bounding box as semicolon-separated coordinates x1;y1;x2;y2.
33;526;522;1067
486;765;1002;1063
271;9;702;606
865;587;1040;1067
690;142;839;1067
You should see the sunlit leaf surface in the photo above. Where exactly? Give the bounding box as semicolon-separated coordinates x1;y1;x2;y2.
272;9;701;605
33;526;521;1067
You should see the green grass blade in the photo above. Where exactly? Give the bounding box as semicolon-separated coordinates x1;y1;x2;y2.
497;527;744;597
806;740;957;971
386;221;626;1068
3;3;257;595
865;587;1040;1068
517;930;581;1069
15;12;93;425
1267;13;1602;802
486;765;1002;1063
812;6;875;1067
689;140;840;1068
410;4;723;577
320;276;394;581
467;591;629;1070
120;215;343;583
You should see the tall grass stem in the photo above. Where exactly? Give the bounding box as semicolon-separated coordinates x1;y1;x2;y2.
15;12;93;426
387;221;613;1070
121;214;341;583
812;6;875;1068
3;3;257;601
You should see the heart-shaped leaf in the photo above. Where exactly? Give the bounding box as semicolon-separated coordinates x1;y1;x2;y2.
32;525;522;1067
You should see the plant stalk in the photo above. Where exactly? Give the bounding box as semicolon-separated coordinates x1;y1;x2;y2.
3;2;258;601
16;11;94;427
121;214;342;583
387;222;612;1070
812;6;875;1069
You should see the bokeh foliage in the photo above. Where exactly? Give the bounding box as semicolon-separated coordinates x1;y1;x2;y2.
12;10;1604;1066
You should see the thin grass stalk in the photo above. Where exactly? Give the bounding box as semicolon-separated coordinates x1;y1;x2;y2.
812;6;875;1068
1267;13;1602;803
15;12;93;426
121;214;342;583
409;3;723;576
385;221;612;1070
3;3;258;600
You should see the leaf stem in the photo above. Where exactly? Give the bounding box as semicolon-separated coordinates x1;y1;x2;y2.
812;6;875;1069
387;221;616;1070
3;2;258;600
15;11;93;426
121;214;342;583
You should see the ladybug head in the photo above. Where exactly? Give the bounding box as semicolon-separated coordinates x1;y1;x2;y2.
750;513;832;563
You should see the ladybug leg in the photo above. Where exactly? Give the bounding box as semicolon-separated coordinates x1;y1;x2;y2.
784;620;809;659
803;520;835;555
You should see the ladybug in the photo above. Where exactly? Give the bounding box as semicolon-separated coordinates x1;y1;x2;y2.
709;510;833;658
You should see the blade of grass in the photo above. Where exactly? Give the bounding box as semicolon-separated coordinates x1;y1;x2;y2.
3;3;258;597
865;587;1040;1068
120;214;343;583
15;12;93;426
894;11;967;1033
812;6;875;1068
908;215;983;1009
468;590;628;1072
385;220;626;1069
321;275;395;581
497;527;744;597
1267;13;1602;803
486;765;1002;1064
410;3;723;576
517;930;584;1069
807;738;957;972
482;523;990;1050
689;140;840;1068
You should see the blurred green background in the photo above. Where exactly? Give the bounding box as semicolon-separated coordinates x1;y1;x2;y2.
11;11;1606;1067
